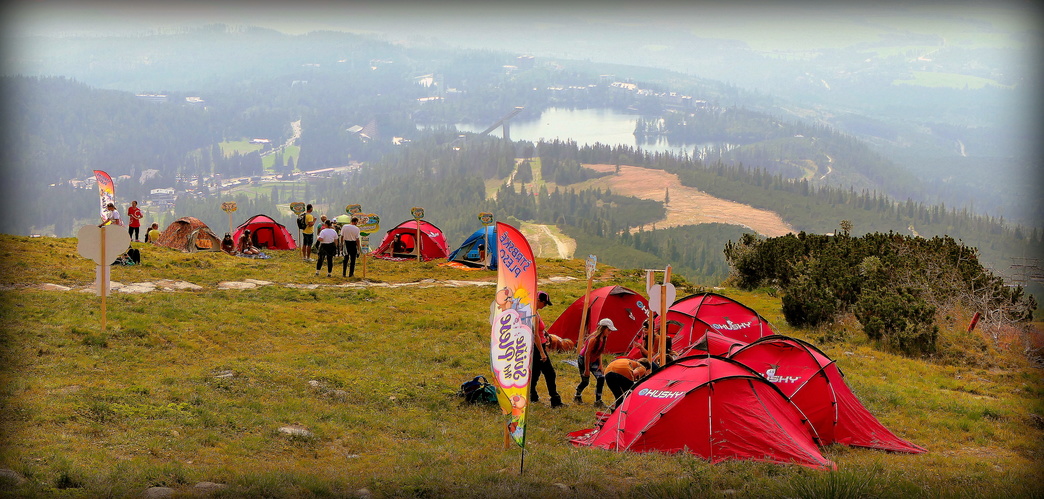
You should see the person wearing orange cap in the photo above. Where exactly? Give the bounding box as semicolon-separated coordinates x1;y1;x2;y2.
574;317;616;407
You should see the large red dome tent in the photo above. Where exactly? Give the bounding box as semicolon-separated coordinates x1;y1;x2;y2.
233;214;297;250
728;335;927;454
570;355;836;470
547;285;650;354
668;292;776;344
372;220;450;261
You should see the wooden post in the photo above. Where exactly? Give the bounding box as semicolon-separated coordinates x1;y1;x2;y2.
576;258;596;354
647;270;656;356
659;266;672;365
99;226;107;334
417;224;422;262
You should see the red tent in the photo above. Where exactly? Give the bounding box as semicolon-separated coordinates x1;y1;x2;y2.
232;214;297;250
372;220;450;261
678;330;749;358
570;356;835;470
657;310;719;353
728;336;926;454
669;293;776;344
547;286;650;354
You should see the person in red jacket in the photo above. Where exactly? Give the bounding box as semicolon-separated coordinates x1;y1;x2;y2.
126;200;143;241
574;318;616;407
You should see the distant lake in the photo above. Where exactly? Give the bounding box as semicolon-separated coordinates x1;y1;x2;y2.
452;107;722;158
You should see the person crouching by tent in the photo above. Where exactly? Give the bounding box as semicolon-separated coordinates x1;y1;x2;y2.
238;229;259;256
145;223;160;244
530;291;564;408
604;357;650;406
221;233;236;255
575;318;617;407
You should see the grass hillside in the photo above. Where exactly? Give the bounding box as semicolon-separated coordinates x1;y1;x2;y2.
1;234;1042;497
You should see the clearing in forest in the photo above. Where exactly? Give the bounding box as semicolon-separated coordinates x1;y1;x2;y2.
581;164;795;237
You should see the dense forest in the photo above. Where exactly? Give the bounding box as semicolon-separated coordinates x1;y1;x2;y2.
3;25;1039;294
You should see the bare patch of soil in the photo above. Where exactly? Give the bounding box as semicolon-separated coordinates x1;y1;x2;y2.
583;164;795;237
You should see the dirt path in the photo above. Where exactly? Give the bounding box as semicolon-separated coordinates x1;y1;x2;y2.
582;164;794;237
521;223;576;259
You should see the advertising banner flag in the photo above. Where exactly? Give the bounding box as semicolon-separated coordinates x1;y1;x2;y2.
489;222;537;449
93;170;116;222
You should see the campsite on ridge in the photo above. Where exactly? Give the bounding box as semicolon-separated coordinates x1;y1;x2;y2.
0;233;1041;496
2;2;1042;496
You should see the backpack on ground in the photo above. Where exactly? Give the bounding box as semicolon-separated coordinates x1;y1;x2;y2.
458;375;498;405
296;213;308;230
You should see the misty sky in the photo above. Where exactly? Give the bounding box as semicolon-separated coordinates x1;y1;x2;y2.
6;0;1039;55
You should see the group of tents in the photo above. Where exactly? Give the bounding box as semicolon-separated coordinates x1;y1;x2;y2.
547;286;925;470
149;215;463;260
152;216;920;468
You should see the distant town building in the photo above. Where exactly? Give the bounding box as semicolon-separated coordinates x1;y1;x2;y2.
250;138;271;144
135;94;168;103
516;55;535;69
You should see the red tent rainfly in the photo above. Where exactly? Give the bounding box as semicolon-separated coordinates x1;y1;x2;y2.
233;214;297;250
729;335;926;454
371;220;450;261
547;285;650;354
669;292;776;343
678;330;749;358
570;355;835;470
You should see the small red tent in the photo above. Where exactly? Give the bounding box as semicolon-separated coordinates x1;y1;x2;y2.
657;310;719;354
728;336;927;454
547;286;650;354
669;293;776;343
570;355;835;470
678;330;749;357
233;214;297;250
372;220;450;261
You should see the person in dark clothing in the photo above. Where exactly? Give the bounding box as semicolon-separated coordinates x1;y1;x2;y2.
530;291;563;408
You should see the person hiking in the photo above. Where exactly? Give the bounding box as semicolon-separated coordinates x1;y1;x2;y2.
575;318;616;407
315;219;338;277
301;204;315;261
340;217;361;277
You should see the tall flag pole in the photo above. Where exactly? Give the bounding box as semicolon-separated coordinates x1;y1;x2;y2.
93;170;116;223
489;222;536;473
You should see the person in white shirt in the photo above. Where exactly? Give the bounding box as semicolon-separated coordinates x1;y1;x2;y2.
340;217;362;277
99;203;123;227
314;220;339;277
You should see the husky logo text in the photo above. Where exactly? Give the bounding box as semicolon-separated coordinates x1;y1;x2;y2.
712;319;753;331
764;368;802;384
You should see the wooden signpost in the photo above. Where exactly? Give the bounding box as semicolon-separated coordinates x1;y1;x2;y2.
411;207;425;262
479;212;494;269
77;224;131;333
646;266;675;364
221;202;238;235
576;254;597;354
357;213;380;279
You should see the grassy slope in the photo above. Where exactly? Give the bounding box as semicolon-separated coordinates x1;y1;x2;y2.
0;235;1041;497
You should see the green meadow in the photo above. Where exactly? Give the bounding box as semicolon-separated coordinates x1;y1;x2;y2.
0;235;1041;497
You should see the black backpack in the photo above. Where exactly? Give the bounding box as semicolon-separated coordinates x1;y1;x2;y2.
296;213;308;230
458;376;498;405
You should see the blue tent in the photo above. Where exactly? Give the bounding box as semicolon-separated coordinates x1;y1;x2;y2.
447;226;497;269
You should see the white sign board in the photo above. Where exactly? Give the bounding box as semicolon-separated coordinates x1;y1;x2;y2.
647;283;677;313
77;225;131;265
